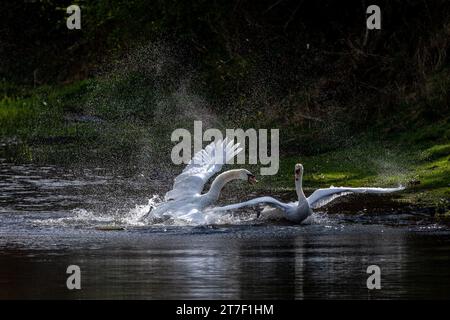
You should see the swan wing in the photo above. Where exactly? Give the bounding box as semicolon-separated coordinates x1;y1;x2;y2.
213;196;291;212
307;185;405;209
164;138;242;201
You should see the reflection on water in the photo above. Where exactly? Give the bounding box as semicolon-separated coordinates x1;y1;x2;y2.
1;161;450;299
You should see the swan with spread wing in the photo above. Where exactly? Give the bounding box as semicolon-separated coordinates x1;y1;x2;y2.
213;163;405;223
144;138;256;223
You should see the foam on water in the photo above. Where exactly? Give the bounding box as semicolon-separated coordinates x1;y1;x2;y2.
32;193;329;228
31;208;114;228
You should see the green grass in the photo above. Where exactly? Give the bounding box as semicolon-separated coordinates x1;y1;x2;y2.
0;81;93;139
0;96;39;137
250;135;450;208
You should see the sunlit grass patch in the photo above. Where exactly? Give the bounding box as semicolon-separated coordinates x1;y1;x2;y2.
0;97;39;136
420;143;450;161
256;136;449;207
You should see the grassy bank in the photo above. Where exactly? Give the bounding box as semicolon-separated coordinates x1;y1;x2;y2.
256;134;450;212
1;81;449;215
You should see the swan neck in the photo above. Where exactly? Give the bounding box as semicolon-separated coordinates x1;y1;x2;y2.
206;170;240;202
296;171;307;201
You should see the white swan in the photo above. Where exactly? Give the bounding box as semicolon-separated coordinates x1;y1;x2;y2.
144;138;256;223
213;163;405;223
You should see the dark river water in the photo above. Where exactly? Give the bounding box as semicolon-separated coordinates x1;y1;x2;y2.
1;160;450;299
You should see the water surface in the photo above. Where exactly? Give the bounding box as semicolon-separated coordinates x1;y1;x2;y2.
1;161;449;299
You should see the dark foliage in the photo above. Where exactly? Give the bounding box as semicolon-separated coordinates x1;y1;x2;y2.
1;0;449;144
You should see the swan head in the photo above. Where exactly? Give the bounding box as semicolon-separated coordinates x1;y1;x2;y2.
294;163;303;181
239;169;257;185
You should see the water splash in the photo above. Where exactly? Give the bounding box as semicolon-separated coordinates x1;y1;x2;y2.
30;194;256;228
118;195;163;226
31;208;113;228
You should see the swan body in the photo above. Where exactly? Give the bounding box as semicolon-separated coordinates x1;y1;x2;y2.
144;138;256;223
213;163;405;223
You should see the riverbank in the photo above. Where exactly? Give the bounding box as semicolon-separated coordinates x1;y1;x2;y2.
1;81;449;216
